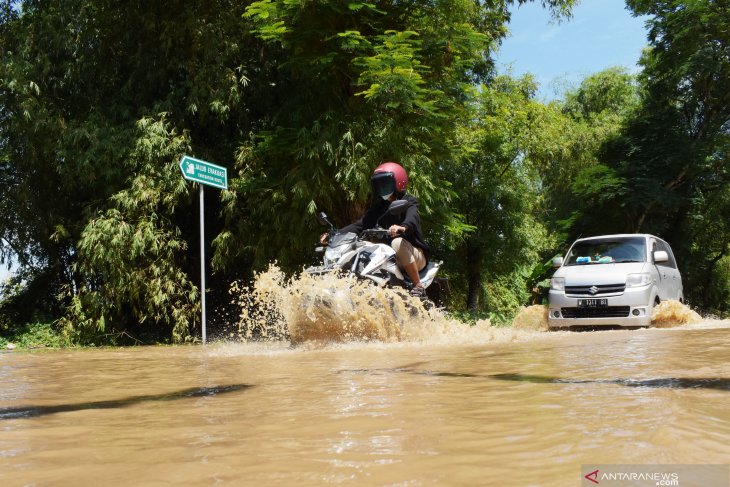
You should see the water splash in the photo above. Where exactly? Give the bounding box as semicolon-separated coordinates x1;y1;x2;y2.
511;305;549;331
229;267;713;346
509;301;708;331
229;264;525;346
652;300;703;328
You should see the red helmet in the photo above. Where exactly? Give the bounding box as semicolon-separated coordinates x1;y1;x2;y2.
370;162;408;199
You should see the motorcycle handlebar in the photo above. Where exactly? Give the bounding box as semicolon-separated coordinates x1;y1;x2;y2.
359;227;403;239
319;227;403;245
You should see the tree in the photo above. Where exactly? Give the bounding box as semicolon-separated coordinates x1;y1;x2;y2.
569;0;730;312
215;0;576;274
60;116;199;342
542;67;640;239
216;0;488;273
0;0;257;340
446;75;545;311
1;0;582;341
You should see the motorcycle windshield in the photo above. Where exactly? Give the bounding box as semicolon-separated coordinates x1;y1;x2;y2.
330;232;357;248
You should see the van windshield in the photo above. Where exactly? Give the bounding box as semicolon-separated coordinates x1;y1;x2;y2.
565;237;646;265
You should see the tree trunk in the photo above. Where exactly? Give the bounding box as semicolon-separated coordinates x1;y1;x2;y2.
466;240;482;312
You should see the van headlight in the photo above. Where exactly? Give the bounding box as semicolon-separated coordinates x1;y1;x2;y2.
626;273;652;288
550;277;565;291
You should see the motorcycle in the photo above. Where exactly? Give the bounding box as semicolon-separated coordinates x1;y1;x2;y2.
305;199;447;306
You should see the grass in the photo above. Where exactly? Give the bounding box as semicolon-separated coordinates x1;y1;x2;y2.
0;321;69;350
447;309;514;327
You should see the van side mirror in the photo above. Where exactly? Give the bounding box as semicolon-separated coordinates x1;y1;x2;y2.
653;250;669;263
388;199;411;216
552;256;564;268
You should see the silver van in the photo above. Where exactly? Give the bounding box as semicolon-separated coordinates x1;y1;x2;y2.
548;234;683;328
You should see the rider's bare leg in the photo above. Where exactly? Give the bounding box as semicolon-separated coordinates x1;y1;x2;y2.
391;237;425;290
403;261;423;288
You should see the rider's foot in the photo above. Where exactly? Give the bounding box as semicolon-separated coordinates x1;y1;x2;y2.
410;284;426;298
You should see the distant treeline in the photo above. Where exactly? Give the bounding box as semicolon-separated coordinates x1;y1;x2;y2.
0;0;727;343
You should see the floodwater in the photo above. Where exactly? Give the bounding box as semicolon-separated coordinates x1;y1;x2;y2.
2;320;730;486
2;268;729;486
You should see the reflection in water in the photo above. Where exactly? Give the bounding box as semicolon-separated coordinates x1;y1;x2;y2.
341;367;730;390
0;384;252;419
490;373;730;390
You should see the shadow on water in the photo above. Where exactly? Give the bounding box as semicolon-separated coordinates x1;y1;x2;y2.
341;367;730;391
489;374;730;391
0;384;253;420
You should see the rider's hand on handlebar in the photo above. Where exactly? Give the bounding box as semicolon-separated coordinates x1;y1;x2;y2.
388;225;406;237
319;232;330;245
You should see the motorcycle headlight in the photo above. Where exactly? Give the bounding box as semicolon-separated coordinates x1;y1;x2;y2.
550;277;565;291
626;273;652;287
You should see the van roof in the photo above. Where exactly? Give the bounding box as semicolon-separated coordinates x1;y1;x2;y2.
575;234;656;242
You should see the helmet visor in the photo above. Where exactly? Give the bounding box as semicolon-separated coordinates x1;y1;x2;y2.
371;172;396;198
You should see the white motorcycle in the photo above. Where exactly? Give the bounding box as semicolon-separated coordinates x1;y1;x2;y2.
305;200;446;305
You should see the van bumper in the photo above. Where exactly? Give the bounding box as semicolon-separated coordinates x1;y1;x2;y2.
548;285;653;328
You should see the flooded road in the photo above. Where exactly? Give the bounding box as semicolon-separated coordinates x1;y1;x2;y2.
1;321;729;486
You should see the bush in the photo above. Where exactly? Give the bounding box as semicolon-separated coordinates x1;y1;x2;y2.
0;321;68;349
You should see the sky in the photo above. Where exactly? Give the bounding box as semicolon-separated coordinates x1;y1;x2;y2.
0;1;651;286
0;261;13;285
495;0;651;100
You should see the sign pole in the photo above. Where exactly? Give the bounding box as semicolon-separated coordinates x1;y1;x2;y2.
178;155;227;345
199;183;207;344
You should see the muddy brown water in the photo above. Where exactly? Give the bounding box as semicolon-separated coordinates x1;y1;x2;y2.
2;319;730;486
2;270;729;485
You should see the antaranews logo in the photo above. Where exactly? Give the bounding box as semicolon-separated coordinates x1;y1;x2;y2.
582;464;729;486
584;469;599;484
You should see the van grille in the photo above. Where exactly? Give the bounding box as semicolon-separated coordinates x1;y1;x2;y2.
561;306;631;318
565;284;625;296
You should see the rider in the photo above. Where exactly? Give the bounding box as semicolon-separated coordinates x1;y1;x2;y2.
320;162;430;297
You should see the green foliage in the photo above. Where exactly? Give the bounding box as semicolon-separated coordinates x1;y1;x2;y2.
535;68;639;238
567;0;730;312
683;179;730;315
1;0;255;340
0;0;581;336
219;0;525;272
59;116;198;342
10;0;725;341
444;74;557;311
1;267;67;348
525;255;560;305
447;308;512;328
562;67;640;121
356;30;437;113
571;164;627;202
0;321;68;349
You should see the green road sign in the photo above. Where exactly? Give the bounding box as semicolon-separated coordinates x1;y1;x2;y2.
178;154;229;343
179;155;228;190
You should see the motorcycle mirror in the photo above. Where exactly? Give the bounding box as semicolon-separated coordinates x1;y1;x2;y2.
388;199;411;216
316;212;331;227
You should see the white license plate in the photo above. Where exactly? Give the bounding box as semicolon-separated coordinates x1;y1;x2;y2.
578;298;608;308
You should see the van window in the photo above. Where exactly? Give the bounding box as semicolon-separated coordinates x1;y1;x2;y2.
565;237;646;265
654;240;677;269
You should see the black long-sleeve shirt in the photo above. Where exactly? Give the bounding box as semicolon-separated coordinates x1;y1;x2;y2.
340;194;430;260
